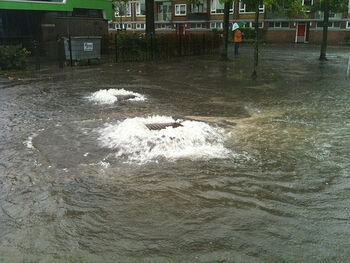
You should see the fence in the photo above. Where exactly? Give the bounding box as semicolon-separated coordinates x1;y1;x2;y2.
0;33;222;70
106;33;222;63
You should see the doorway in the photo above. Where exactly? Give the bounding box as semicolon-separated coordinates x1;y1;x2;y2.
178;25;185;35
295;23;306;43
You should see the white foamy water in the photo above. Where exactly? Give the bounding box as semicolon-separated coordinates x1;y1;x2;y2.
87;89;145;104
24;135;35;149
98;116;231;163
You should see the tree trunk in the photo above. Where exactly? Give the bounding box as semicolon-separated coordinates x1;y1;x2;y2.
251;4;259;80
221;1;230;60
146;0;155;35
319;0;329;61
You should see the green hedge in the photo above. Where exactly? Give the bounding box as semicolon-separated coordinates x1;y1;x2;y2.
345;33;350;46
214;28;267;43
240;28;267;42
0;45;30;70
113;33;221;62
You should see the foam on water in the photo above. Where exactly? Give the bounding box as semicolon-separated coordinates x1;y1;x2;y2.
87;89;145;104
98;116;231;163
24;135;35;149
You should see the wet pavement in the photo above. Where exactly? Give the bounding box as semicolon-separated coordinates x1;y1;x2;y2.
1;44;350;262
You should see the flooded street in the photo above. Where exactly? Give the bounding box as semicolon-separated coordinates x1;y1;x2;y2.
1;45;350;262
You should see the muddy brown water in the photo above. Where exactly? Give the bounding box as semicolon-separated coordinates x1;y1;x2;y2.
1;45;350;262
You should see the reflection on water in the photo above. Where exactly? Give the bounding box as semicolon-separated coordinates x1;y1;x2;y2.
0;46;350;262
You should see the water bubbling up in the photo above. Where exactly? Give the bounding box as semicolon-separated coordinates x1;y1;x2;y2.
87;88;146;104
98;116;231;163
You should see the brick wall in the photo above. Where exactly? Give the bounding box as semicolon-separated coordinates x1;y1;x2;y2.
309;30;349;44
265;30;296;43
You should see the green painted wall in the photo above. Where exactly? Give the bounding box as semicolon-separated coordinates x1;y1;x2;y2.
0;0;113;19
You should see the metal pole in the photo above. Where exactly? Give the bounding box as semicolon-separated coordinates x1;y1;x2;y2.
58;37;64;69
115;33;118;63
68;35;73;67
34;40;40;70
66;11;73;67
347;53;350;78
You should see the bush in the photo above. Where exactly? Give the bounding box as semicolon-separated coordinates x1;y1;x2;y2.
240;28;267;42
114;33;221;62
0;45;31;71
345;34;350;46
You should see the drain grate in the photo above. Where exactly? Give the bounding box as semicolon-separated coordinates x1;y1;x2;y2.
116;94;136;101
146;122;183;131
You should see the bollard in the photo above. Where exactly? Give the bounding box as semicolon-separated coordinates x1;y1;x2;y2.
115;33;118;63
33;40;40;70
58;38;64;69
68;35;73;67
347;53;350;78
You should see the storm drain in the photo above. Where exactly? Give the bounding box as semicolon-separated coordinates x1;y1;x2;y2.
145;122;183;131
116;94;136;101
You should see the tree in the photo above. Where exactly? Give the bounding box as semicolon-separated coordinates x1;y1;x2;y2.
221;1;232;60
311;0;348;61
145;0;155;35
241;0;304;79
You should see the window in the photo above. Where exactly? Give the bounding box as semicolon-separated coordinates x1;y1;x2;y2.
317;21;341;28
157;23;172;29
241;22;263;28
116;23;128;30
302;0;313;6
210;22;223;29
109;22;116;30
332;21;340;28
175;4;187;16
136;23;146;29
347;21;350;28
192;23;205;28
115;3;131;17
282;21;290;27
211;0;233;14
239;2;264;13
191;0;207;13
269;21;290;28
252;22;263;28
136;1;146;16
211;0;224;14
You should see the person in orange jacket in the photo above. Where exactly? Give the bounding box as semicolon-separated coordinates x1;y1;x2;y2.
233;23;242;56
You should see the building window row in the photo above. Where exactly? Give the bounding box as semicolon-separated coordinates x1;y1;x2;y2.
239;2;264;13
210;21;264;29
191;23;206;29
316;21;342;28
242;21;264;28
268;21;290;28
108;22;147;30
115;1;268;17
156;23;173;29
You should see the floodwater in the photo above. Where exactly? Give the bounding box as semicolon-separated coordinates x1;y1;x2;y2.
1;45;350;262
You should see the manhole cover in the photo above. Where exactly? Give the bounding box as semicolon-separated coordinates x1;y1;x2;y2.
145;122;183;131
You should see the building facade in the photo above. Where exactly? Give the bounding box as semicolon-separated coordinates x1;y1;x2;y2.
109;0;350;44
0;0;113;55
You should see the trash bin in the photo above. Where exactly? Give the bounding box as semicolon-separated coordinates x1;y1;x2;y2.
64;36;102;61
